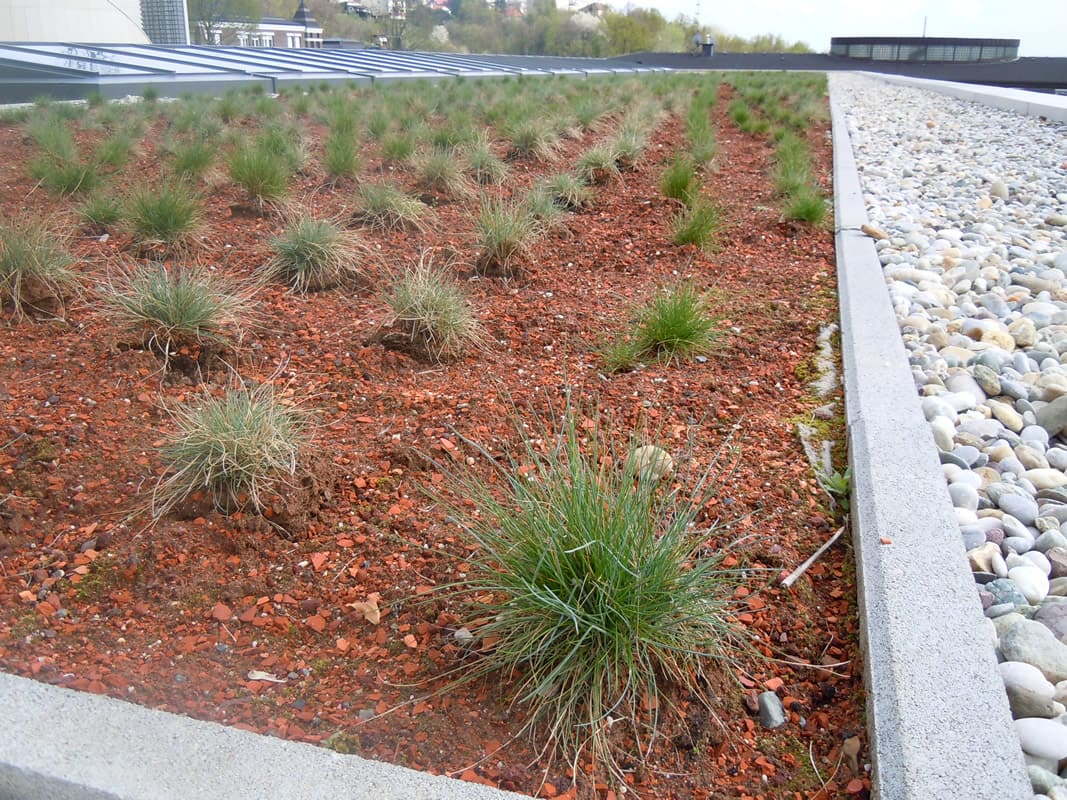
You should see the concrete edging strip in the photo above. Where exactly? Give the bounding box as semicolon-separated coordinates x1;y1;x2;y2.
830;80;1031;798
0;671;530;800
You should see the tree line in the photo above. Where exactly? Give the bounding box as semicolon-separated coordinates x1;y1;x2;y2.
188;0;812;56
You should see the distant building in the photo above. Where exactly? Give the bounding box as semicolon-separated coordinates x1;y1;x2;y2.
830;36;1019;63
141;0;190;45
554;0;607;14
0;0;150;43
339;2;378;18
206;1;324;48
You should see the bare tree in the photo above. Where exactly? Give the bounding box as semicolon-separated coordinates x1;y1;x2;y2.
188;0;261;45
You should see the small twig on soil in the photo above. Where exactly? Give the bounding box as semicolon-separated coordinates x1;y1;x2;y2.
780;525;846;588
331;554;360;585
809;740;828;793
1;433;28;451
809;740;845;799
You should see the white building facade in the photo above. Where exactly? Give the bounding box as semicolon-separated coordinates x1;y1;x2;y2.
0;0;150;43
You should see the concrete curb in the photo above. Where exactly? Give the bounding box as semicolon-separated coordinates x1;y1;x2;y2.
0;671;530;800
859;71;1067;123
829;81;1031;798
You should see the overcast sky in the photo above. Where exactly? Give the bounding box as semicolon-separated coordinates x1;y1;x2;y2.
614;0;1065;57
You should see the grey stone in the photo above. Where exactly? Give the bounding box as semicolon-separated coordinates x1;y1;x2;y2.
973;346;1013;371
1044;488;1067;504
757;691;786;729
988;602;1018;618
1044;506;1067;524
1002;494;1041;526
988;578;1031;608
923;395;960;422
1002;514;1036;540
1049;548;1067;579
1018;445;1052;470
1024;425;1053;448
1009;685;1060;718
954;445;982;467
1001;619;1067;682
1001;660;1056;698
931;415;956;450
989;482;1037;504
1038;396;1067;436
1011;565;1051;603
1017;717;1067;769
1049;449;1067;471
1039;517;1063;534
1002;456;1028;476
1029;764;1067;793
1002;379;1033;401
1030;470;1067;490
949;482;981;511
1037;603;1067;640
947;373;988;403
1027;550;1055;575
940;450;971;469
975;364;1003;396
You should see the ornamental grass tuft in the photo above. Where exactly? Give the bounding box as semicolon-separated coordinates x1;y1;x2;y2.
124;179;203;253
381;257;484;362
227;138;289;209
539;172;593;212
170;138;216;179
660;155;698;205
353;182;429;232
154;382;312;518
262;214;365;292
0;217;77;318
634;282;719;362
77;192;122;232
575;143;621;186
464;132;509;186
431;405;750;782
97;262;253;367
603;282;720;371
414;147;474;200
670;198;724;251
474;196;540;276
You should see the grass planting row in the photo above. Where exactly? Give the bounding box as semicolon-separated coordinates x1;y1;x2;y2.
723;72;830;225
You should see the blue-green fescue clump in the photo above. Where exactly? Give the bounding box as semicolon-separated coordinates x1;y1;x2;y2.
97;263;252;363
670;198;724;251
263;215;365;292
381;258;484;362
0;218;76;317
124;180;203;251
154;383;312;517
432;407;750;781
602;282;720;371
